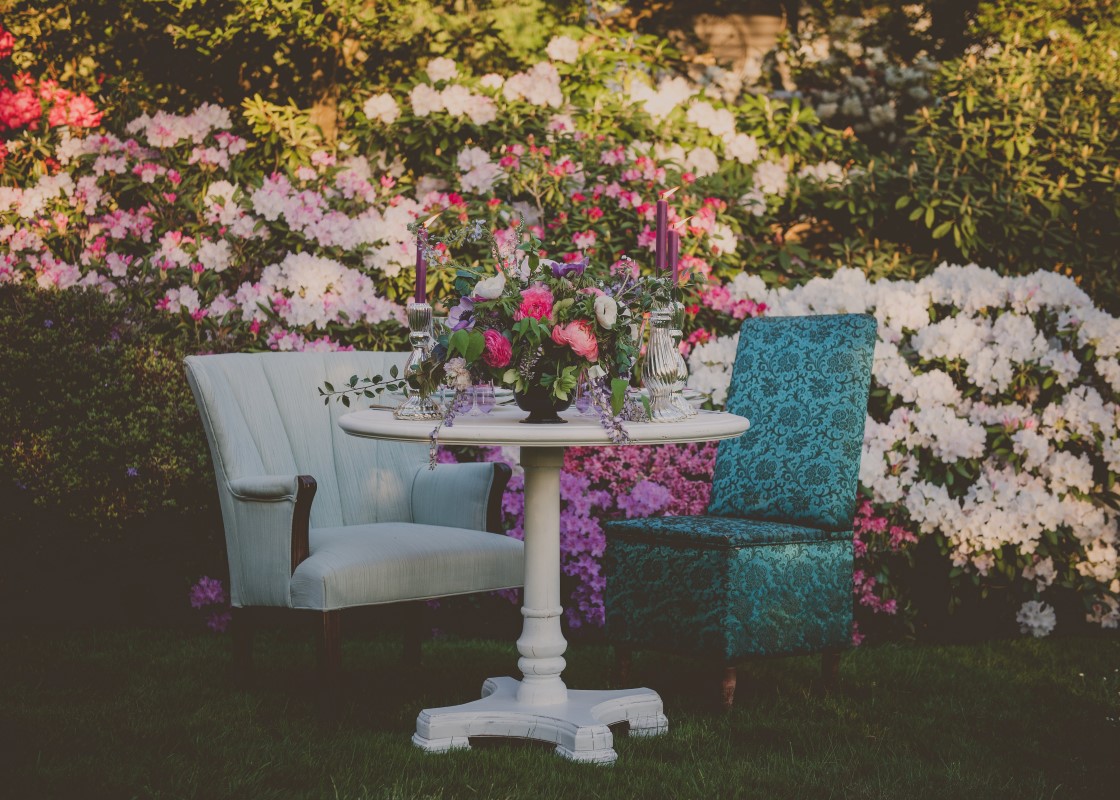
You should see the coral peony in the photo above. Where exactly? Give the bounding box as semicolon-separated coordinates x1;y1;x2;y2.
551;319;599;361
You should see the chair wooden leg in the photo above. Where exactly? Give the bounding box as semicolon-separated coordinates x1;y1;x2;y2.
614;645;632;686
231;608;254;687
720;665;738;710
317;610;342;718
402;603;424;669
821;650;841;690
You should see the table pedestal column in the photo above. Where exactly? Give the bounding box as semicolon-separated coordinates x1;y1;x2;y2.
411;446;667;764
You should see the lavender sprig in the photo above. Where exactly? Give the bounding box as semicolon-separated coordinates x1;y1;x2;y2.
588;378;631;444
427;388;468;469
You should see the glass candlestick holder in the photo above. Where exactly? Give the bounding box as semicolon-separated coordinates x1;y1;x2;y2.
642;307;689;423
669;299;697;418
394;301;444;420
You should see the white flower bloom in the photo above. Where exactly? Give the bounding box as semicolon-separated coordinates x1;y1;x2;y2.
1017;600;1056;637
479;73;505;89
753;161;789;196
474;272;506;300
546;35;580;64
685;146;720;178
362;93;400;124
409;84;444;117
594;295;617;329
444;356;473;391
426;57;458;82
725;133;760;165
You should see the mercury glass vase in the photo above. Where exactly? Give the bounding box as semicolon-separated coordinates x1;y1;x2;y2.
642;307;688;423
395;301;444;420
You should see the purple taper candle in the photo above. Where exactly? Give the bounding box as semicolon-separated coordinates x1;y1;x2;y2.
668;228;680;287
655;197;668;271
414;227;427;304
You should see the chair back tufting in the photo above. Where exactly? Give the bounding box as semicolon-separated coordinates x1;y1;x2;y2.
185;351;423;532
708;314;877;532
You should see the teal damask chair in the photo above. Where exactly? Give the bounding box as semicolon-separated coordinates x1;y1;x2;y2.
185;351;522;698
604;314;877;707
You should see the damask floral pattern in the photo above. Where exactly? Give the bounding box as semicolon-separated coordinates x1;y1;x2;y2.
709;314;878;531
603;314;876;661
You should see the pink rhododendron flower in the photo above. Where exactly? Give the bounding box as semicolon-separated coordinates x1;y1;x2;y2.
551;319;599;361
0;27;15;60
189;576;227;609
514;283;554;321
482;328;512;368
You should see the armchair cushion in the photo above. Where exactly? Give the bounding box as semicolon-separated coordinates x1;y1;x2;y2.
291;522;524;610
410;463;500;533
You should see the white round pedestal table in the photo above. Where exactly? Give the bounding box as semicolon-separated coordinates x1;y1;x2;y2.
339;405;750;764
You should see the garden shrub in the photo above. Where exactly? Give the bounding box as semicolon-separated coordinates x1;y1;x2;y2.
0;284;221;624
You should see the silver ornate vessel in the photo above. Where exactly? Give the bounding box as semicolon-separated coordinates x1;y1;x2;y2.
668;299;697;417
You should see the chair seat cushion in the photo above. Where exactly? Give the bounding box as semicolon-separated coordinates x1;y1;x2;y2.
604;517;852;660
604;515;845;549
290;523;524;611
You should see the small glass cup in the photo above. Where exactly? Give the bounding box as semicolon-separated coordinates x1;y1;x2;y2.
474;381;496;415
453;387;475;415
574;379;593;415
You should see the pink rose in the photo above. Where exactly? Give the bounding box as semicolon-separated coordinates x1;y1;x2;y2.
551;319;599;362
514;284;554;322
482;328;512;368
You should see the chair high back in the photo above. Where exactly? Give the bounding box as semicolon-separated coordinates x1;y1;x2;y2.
708;314;878;532
185;351;427;605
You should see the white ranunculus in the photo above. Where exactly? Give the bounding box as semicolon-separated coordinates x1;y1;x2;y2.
594;295;618;329
473;272;506;300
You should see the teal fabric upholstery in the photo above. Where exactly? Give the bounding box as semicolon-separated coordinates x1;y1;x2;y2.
185;351;523;611
604;314;876;662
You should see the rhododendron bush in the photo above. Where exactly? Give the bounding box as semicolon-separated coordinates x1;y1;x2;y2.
689;265;1120;635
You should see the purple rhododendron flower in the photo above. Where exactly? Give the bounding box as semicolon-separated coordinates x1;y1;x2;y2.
616;479;673;519
448;296;475;330
206;609;232;633
189;575;227;609
548;256;588;278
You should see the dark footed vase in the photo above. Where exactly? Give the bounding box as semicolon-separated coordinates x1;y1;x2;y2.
514;386;572;423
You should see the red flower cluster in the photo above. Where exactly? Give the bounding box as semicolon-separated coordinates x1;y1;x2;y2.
0;73;103;133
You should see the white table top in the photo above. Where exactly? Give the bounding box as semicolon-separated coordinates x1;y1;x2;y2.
339;406;750;447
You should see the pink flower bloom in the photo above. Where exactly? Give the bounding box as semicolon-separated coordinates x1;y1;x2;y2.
514;283;554;322
482;328;512;368
0;27;15;60
189;576;227;609
551;319;599;361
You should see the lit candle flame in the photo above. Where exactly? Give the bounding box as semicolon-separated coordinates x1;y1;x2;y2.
422;212;442;229
673;215;694;231
659;187;679;200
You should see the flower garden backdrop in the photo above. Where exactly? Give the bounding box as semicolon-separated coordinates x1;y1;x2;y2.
2;0;1118;644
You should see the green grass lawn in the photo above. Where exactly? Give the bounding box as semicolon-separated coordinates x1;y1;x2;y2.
1;626;1117;799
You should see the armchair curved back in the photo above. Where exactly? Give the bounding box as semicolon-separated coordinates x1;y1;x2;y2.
185;350;423;532
708;314;877;532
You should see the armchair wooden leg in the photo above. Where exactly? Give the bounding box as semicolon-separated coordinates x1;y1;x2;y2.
614;645;632;686
720;665;737;710
402;603;424;669
231;608;254;687
821;650;841;690
317;610;342;718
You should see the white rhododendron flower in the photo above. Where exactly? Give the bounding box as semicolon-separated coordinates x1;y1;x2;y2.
425;57;458;82
546;35;580;64
362;93;400;124
1017;601;1057;637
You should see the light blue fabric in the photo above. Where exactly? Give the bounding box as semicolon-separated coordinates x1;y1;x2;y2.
185;351;523;610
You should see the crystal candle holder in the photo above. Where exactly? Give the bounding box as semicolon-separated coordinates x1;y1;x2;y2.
669;299;697;417
642;307;688;423
394;301;444;420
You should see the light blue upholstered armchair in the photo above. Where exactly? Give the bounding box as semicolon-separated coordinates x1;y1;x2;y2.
185;351;523;696
604;314;877;707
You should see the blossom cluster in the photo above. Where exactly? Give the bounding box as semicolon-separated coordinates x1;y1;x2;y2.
188;575;231;633
688;264;1120;634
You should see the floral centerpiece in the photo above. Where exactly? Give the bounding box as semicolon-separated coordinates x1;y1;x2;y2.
321;221;672;442
441;225;667;432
